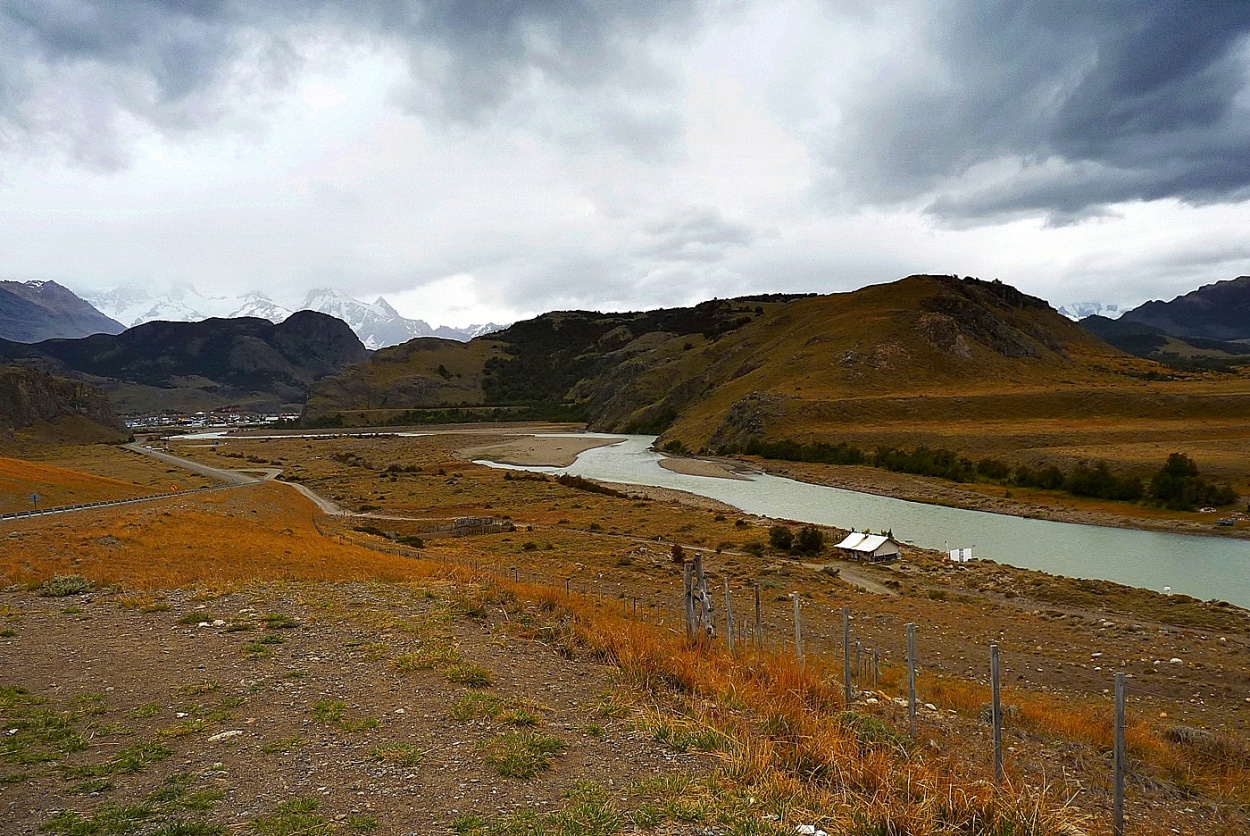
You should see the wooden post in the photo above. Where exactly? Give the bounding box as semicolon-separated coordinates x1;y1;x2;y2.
873;650;879;689
843;607;853;704
792;593;803;661
754;584;763;655
632;597;637;618
990;643;1003;786
565;578;571;596
723;577;735;656
694;554;712;639
907;623;917;739
855;641;862;685
512;566;518;583
1114;672;1126;836
683;563;695;642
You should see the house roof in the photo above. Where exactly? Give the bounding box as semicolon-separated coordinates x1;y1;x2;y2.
835;532;897;553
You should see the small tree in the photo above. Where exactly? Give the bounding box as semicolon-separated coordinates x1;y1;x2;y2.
794;525;824;555
768;525;794;552
670;543;685;563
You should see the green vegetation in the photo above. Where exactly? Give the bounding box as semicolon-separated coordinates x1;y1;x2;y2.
476;732;565;779
733;438;1239;509
38;575;94;597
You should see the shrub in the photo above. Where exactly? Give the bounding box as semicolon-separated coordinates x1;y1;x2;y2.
39;575;93;597
768;526;793;551
794;526;824;555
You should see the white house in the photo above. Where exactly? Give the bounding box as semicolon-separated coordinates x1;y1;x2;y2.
834;532;901;562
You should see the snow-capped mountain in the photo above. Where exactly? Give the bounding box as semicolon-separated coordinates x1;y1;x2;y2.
1056;301;1123;321
228;292;293;323
83;284;503;347
296;288;504;349
85;284;232;327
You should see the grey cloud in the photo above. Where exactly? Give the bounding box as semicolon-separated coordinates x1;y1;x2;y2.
826;0;1250;222
637;208;756;263
0;0;700;167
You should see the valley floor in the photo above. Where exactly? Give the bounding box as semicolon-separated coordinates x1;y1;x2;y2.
2;431;1248;834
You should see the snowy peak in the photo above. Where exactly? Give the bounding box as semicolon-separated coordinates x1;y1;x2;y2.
228;292;293;323
81;284;502;347
1057;302;1122;321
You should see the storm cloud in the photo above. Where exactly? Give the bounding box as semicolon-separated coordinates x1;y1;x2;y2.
5;1;1250;323
829;1;1250;222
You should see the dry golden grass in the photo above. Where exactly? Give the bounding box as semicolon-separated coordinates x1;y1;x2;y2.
0;455;155;513
4;452;1246;833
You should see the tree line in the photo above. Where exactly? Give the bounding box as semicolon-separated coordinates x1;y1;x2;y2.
716;440;1238;512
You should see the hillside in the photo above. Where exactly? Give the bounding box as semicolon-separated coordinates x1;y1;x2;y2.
0;311;367;415
304;275;1154;448
0;366;127;443
0;280;123;343
1120;275;1250;341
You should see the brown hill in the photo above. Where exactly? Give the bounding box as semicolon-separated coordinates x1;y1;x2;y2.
303;276;1161;447
0;366;127;444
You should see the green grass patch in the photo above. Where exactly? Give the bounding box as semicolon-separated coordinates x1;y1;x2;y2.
476;732;565;779
260;736;308;754
444;662;493;688
249;798;332;836
39;574;93;597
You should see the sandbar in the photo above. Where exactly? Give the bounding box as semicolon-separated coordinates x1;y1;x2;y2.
658;456;752;481
461;435;625;468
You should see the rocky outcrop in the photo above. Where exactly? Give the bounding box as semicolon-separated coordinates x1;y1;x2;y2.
0;366;126;438
706;392;788;450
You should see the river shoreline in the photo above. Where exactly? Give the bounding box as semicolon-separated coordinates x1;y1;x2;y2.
740;457;1250;541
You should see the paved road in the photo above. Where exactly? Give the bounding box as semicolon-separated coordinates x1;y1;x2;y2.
124;442;261;486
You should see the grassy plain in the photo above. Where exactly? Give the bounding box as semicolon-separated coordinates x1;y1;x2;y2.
3;431;1249;833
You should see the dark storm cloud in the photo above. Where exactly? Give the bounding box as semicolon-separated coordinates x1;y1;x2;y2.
830;0;1250;222
0;0;698;168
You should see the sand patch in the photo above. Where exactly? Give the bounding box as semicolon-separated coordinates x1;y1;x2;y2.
461;434;625;467
659;456;753;481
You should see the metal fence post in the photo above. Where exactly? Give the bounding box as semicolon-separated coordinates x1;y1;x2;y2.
843;607;853;704
1114;672;1126;836
906;622;917;739
990;643;1003;785
792;593;803;661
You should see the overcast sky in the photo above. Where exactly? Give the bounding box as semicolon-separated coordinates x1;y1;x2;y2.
4;1;1250;326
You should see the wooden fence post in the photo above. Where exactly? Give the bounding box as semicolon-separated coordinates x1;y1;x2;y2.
723;577;735;656
683;563;695;642
1114;672;1126;836
990;643;1003;785
873;650;879;690
907;622;917;739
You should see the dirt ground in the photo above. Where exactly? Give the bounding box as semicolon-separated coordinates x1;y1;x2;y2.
0;582;708;835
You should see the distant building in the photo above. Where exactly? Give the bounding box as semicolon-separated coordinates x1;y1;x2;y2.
834;532;901;562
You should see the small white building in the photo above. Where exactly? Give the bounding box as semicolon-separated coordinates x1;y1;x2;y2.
835;532;901;562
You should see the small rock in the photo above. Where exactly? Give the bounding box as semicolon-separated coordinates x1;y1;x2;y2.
207;730;242;742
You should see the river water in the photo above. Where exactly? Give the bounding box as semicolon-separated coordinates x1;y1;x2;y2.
478;434;1250;609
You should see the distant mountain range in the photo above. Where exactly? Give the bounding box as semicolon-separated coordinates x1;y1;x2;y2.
83;285;504;348
0;280;124;343
0;311;367;414
1080;276;1250;364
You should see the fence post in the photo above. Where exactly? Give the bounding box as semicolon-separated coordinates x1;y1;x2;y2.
873;650;879;690
990;643;1003;786
907;622;917;739
723;577;736;656
512;566;519;583
683;563;695;642
754;584;763;655
565;578;571;596
792;593;803;661
1114;672;1126;836
843;607;853;704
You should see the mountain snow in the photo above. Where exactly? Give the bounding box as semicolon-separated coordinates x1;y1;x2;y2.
1056;302;1123;321
83;284;503;347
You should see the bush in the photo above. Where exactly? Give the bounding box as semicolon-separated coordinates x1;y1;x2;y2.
1150;452;1237;511
768;526;793;551
39;575;94;597
670;544;685;563
794;526;824;555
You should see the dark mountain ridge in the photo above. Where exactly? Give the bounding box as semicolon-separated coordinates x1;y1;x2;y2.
0;280;124;343
1119;276;1250;341
0;311;367;414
